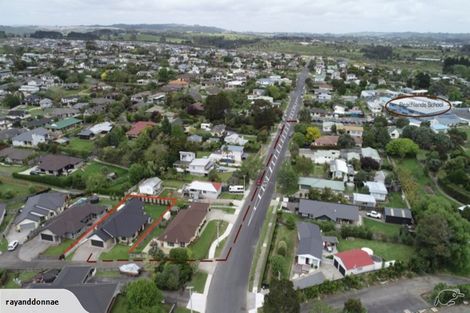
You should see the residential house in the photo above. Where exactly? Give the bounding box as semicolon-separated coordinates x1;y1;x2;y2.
188;158;215;176
224;132;248;146
39;203;106;243
297;199;359;224
329;159;353;181
39;98;53;109
388;127;402;139
322;121;336;133
312;136;338;147
298;177;345;194
174;151;196;173
296;222;323;269
361;147;381;164
88;198;150;249
211;124;226;137
138;177;163;195
352;193;376;208
47;117;82;133
333;249;381;276
31;266;118;313
12;127;49;147
364;181;388;201
184;181;222;200
36;154;83;176
209;145;244;165
336;125;363;137
187;134;203;143
0;147;34;164
15;192;68;232
310;150;340;164
157;202;209;249
0;128;26;142
50;108;79;119
126;121;156;138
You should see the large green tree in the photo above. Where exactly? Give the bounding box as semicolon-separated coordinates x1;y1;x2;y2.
126;279;163;310
277;163;299;195
263;279;300;313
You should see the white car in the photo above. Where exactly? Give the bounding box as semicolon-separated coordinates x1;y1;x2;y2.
7;240;19;251
367;211;382;219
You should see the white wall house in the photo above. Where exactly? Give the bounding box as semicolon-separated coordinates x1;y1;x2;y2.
185;181;222;200
12;128;49;147
312;150;340;164
138;177;163;195
364;181;388;201
188;158;215;176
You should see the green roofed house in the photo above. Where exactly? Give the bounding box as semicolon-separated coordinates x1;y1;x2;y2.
298;177;345;193
47;117;82;132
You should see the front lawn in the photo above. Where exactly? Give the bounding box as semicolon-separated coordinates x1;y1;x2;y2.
337;238;414;262
4;271;39;288
41;239;73;257
188;220;228;259
191;271;208;293
100;244;130;261
220;192;243;200
144;205;168;219
363;217;401;238
211;206;236;214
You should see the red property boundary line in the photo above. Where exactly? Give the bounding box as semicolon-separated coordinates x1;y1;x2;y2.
80;121;289;264
63;193;177;256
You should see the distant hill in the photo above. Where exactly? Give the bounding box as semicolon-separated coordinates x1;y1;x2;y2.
104;23;226;33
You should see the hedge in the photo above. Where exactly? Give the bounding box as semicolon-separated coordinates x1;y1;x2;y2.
438;177;470;204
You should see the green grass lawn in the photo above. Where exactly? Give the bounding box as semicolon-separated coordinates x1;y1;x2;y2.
196;151;211;158
144;205;167;219
100;244;130;260
188;220;228;259
210;206;236;214
95;270;122;278
0;238;8;252
163;180;185;189
312;164;327;178
61;138;95;155
191;271;208;293
41;239;73;257
110;295;128;313
215;238;228;258
0;164;28;174
337;238;414;262
363;217;401;238
383;192;407;208
220;192;243;200
4;271;39;288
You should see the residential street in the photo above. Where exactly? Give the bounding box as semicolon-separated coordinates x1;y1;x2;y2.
205;63;310;313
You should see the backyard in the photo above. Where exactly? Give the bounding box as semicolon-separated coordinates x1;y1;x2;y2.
363;217;401;239
337;238;414;262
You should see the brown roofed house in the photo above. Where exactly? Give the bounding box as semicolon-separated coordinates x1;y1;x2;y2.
0;147;34;164
157;202;209;249
37;154;83;176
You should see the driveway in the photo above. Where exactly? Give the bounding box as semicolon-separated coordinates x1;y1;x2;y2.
6;227;30;244
301;275;470;313
18;236;52;261
72;242;103;261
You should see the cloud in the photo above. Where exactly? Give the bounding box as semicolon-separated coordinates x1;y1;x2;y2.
0;0;468;33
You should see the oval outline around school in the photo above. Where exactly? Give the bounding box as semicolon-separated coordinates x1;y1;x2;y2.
384;95;452;118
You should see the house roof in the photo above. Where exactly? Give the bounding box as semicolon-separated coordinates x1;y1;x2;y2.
313;136;339;146
0;128;26;141
0;147;34;161
139;177;162;190
15;192;67;224
187;181;222;193
335;249;374;270
158;202;209;244
361;147;381;160
31;266;118;313
94;198;149;239
37;154;83;172
298;199;359;222
364;181;388;194
48;117;82;130
12;127;48;142
42;203;106;237
126;121;156;137
353;193;376;204
384;207;412;219
297;222;323;260
298;177;345;192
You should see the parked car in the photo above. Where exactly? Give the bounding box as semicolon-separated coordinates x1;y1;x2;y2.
7;240;19;251
367;211;382;219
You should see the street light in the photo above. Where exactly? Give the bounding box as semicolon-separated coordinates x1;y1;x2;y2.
186;286;194;313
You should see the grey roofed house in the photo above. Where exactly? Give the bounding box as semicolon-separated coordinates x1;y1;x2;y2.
37;154;83;173
188;134;203;143
298;199;359;223
0;128;26;141
31;266;118;313
24;117;53;129
0;147;34;163
94;198;149;239
15;192;67;225
41;203;106;238
50;107;79;118
297;222;323;260
12;127;49;142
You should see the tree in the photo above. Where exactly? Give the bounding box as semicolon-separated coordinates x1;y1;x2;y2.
129;163;146;185
205;92;231;122
360;157;380;171
298;108;311;123
252;99;278;129
157;68;175;83
305;127;321;142
277;241;287;256
278;163;299;195
126;279;163;310
337;133;356;149
263;279;300;313
386;138;419;158
285;215;296;230
343;298;366;313
414;72;431;89
293;156;314;176
2;94;21;108
289;142;299;159
86;173;108;193
169;247;189;263
395;117;409;128
292;132;306;147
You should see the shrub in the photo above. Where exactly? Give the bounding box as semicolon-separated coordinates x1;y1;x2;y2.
277;241;287;257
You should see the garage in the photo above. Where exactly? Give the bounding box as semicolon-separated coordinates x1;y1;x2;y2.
19;222;36;232
91;239;104;247
40;233;54;242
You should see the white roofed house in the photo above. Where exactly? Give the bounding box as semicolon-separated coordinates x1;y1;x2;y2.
188;158;215;176
209;145;245;166
361;147;382;164
184;181;222;200
12;127;49;147
364;181;388;201
138;177;163;195
174;151;196;173
311;150;340;164
224;132;248;146
352;193;376;208
330;159;354;182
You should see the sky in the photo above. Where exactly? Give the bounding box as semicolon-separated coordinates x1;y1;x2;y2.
0;0;468;33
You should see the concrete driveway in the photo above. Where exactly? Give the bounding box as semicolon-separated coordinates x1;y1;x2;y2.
18;236;52;261
72;242;103;261
6;227;30;245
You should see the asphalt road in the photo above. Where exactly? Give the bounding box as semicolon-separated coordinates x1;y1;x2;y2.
205;63;310;313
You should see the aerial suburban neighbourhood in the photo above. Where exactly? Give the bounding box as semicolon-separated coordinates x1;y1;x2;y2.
0;4;470;313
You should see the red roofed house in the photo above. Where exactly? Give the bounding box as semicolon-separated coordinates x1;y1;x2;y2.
333;249;380;276
126;121;156;138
